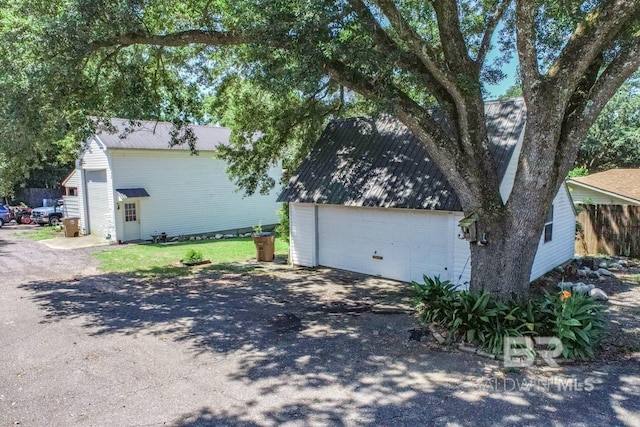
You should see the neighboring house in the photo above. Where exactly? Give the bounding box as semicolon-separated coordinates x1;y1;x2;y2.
70;119;280;242
278;99;575;288
567;169;640;257
567;169;640;206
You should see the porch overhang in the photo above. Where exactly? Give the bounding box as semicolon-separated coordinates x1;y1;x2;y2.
116;188;150;201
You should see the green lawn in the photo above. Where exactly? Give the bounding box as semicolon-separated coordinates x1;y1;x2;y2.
94;236;289;277
13;226;62;240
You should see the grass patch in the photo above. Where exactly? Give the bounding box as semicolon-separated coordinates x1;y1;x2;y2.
94;236;289;277
13;226;62;241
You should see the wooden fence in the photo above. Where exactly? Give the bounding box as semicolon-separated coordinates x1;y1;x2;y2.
14;188;63;208
575;204;640;258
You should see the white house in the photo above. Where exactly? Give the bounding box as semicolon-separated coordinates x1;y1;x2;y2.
65;119;280;243
278;99;575;288
567;169;640;206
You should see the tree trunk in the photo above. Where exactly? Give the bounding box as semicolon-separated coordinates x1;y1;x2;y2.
468;218;541;302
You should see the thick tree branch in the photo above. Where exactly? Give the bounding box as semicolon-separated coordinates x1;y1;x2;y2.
476;0;512;67
324;59;499;210
432;0;476;74
548;0;640;93
350;0;455;107
89;29;253;51
370;0;461;98
371;0;480;155
556;36;640;176
515;0;540;99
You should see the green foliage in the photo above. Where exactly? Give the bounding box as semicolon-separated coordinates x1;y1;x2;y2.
252;220;263;234
95;237;289;277
567;166;589;178
275;203;290;243
411;276;458;325
575;72;640;172
412;276;606;359
498;84;523;100
183;249;204;264
539;291;606;360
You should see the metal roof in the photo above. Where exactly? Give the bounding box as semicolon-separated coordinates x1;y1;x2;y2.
278;99;526;211
94;119;231;151
116;188;150;199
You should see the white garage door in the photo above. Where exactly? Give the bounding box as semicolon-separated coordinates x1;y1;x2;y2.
85;169;109;236
317;205;455;282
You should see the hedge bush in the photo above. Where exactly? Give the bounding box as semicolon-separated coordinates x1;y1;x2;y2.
412;276;606;360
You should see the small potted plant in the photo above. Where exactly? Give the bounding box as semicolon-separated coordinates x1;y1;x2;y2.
252;220;275;262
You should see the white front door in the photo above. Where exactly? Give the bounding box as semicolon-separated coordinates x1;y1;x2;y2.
122;201;141;241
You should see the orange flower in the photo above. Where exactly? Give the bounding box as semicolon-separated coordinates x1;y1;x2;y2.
560;290;571;301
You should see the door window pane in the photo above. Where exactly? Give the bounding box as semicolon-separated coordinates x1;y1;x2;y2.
125;203;137;222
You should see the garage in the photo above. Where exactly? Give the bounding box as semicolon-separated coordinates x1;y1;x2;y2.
317;205;456;283
280;103;576;287
84;169;109;236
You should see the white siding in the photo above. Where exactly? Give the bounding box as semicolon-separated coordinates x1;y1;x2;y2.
530;185;576;280
62;196;81;218
289;203;317;266
63;170;80;189
78;139;115;237
567;185;636;205
289;191;571;286
499;128;525;202
85;169;111;237
109;149;281;241
452;212;472;289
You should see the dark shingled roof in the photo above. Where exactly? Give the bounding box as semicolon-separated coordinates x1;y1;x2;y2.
278;99;526;211
95;119;231;151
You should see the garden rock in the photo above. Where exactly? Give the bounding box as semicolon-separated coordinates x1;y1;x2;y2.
599;262;608;269
589;288;609;301
597;268;613;277
223;234;236;239
215;234;223;239
557;282;595;294
609;262;622;269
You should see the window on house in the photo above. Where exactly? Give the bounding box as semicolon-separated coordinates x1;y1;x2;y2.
66;187;78;196
544;205;554;243
124;203;137;222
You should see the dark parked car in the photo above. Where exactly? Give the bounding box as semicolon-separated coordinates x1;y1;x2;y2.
0;205;12;227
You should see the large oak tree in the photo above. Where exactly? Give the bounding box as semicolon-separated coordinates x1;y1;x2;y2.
1;0;639;300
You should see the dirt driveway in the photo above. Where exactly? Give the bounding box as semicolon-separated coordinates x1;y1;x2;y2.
1;225;639;426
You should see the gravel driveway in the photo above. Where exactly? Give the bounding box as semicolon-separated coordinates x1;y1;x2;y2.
1;225;639;427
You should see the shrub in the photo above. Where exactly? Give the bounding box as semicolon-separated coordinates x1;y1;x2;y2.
184;249;204;263
411;275;457;324
411;276;606;360
275;203;290;242
539;290;606;360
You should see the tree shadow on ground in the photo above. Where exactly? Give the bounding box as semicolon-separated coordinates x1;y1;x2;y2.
20;265;640;426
